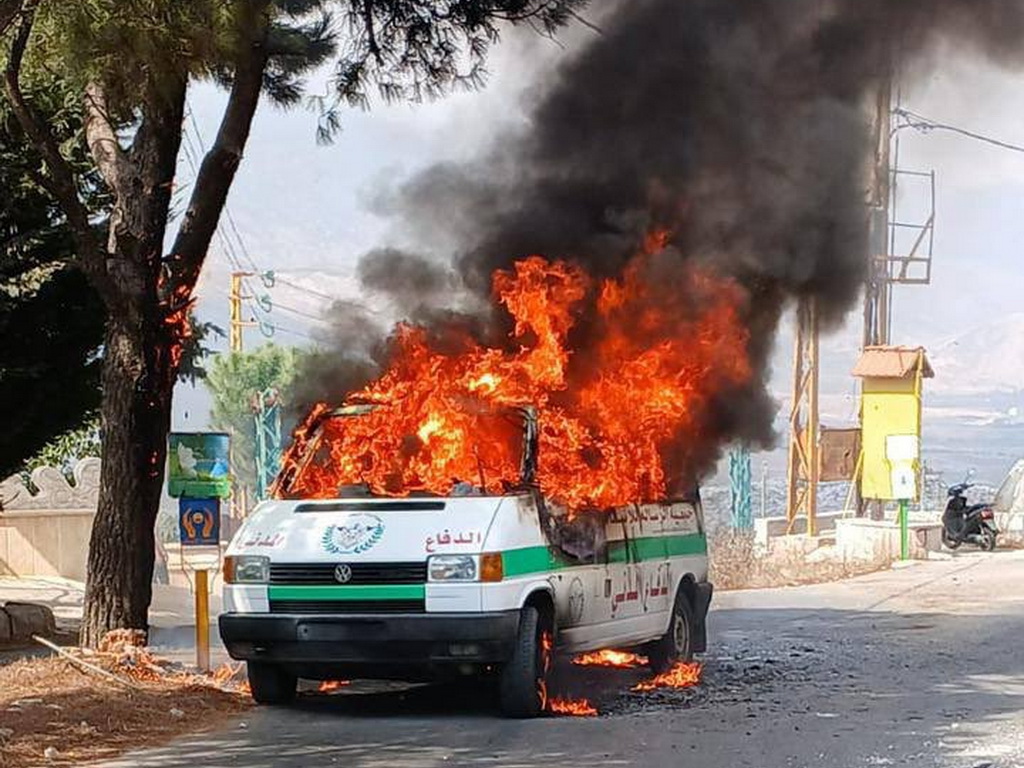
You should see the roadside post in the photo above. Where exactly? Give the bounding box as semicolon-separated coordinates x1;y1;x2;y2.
168;433;232;671
886;435;919;563
898;498;909;561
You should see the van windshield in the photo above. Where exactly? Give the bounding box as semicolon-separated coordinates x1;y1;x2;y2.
276;402;533;500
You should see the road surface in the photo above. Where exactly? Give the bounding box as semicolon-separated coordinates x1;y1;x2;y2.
104;550;1024;768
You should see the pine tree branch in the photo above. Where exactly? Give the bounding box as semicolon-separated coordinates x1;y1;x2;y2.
166;0;271;295
0;0;23;38
2;1;110;296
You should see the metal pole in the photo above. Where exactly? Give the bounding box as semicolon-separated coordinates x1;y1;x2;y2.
195;569;210;671
760;460;768;519
807;300;820;537
899;499;909;561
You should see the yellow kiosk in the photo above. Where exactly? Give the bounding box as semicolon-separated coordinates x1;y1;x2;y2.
852;346;934;558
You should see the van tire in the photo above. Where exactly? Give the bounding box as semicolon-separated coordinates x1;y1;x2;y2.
247;661;297;705
647;588;694;675
498;605;551;718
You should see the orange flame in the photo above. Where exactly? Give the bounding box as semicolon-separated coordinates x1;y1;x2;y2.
572;650;648;668
279;240;751;513
159;279;195;372
632;661;702;692
317;680;350;693
548;697;599;717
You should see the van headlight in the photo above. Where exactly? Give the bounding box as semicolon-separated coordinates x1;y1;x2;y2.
224;555;270;584
428;555;477;582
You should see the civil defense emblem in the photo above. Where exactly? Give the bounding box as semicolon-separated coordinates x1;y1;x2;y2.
321;514;385;555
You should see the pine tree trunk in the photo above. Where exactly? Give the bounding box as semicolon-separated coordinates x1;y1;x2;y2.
81;311;175;647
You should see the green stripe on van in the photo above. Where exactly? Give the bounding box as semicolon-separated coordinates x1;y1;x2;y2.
502;533;705;577
268;584;425;601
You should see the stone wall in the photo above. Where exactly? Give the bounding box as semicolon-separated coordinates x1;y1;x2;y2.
0;459;100;580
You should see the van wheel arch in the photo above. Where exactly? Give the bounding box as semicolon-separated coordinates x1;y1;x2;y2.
523;589;555;634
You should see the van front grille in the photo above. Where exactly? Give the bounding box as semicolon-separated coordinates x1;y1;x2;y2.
269;562;426;585
268;599;426;615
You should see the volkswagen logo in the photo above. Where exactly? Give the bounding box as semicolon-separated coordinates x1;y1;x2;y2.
333;563;353;584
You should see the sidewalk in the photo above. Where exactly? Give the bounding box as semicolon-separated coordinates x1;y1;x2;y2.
0;577;227;663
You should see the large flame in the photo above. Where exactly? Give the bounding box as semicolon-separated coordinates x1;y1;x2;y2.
279;241;751;512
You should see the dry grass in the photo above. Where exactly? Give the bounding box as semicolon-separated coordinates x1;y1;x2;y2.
0;655;250;768
710;530;891;591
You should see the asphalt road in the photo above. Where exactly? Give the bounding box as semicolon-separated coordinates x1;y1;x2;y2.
104;550;1024;768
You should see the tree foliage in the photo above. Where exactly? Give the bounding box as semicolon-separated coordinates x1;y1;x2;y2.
206;344;302;498
0;68;107;478
0;0;587;645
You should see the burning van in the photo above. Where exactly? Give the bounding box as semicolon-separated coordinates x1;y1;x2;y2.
219;400;712;718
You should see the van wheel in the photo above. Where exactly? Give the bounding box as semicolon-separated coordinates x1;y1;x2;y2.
498;605;551;718
647;588;694;675
247;661;297;705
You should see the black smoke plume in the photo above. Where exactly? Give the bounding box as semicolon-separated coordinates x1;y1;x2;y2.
296;0;1024;479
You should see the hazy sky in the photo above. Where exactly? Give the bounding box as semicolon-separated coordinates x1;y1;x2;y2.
172;27;1024;432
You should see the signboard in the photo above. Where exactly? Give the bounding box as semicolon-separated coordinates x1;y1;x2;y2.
890;466;917;500
819;427;861;482
167;432;231;499
885;434;920;463
178;497;221;547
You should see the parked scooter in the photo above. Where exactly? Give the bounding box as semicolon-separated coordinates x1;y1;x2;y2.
942;475;998;551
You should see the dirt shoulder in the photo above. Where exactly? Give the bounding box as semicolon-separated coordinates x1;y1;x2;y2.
0;654;250;768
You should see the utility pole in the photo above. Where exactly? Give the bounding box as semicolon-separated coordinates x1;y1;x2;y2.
229;271;255;353
863;75;894;348
227;271;255;525
785;298;820;536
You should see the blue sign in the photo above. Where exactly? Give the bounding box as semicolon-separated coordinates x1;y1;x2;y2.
178;497;221;546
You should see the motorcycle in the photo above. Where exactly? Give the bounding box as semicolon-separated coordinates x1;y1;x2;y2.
941;477;998;551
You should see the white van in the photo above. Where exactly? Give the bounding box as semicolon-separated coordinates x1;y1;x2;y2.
219;405;713;717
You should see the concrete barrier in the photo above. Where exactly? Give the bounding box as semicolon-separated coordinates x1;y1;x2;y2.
834;518;942;562
755;511;848;546
1;601;56;641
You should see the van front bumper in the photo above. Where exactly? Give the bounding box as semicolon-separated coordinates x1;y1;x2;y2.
219;611;521;672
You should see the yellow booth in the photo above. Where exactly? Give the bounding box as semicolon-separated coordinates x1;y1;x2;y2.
852;346;934;503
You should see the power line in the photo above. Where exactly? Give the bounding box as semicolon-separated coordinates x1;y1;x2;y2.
272;301;330;324
894;108;1024;155
273;275;340;303
187;110;261;274
270;324;320;342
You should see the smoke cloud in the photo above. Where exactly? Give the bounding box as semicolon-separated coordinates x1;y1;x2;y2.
298;0;1024;479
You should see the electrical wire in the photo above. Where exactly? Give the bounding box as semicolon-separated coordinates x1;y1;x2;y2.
187;111;261;273
273;275;340;303
270;324;321;342
894;108;1024;155
272;301;331;324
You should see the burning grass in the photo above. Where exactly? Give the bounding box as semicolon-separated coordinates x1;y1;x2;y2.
0;654;249;768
